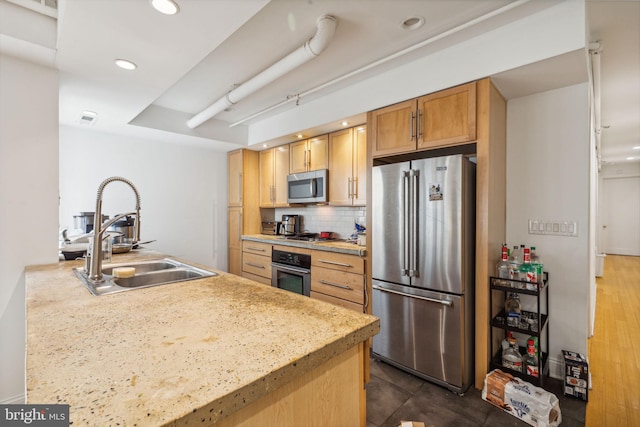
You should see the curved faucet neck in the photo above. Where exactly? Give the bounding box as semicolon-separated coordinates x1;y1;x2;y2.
87;177;141;282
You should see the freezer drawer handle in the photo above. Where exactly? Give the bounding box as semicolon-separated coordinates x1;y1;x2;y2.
318;259;352;268
373;284;453;307
319;280;352;290
246;247;266;252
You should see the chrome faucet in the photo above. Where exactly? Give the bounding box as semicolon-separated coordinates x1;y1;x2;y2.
86;177;141;282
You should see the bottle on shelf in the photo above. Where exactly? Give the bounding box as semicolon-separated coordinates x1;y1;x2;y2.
508;245;523;285
519;247;538;290
524;336;539;377
505;292;522;327
502;334;523;372
531;246;544;285
496;244;510;286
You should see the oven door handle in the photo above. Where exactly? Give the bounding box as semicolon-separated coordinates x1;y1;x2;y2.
272;263;311;275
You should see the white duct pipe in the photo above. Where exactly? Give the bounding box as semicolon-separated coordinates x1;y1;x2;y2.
187;15;338;129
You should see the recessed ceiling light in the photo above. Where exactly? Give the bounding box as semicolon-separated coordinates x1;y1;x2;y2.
626;157;636;161
633;146;640;150
151;0;180;15
263;143;268;148
402;16;425;30
341;121;348;126
114;59;137;70
297;134;304;139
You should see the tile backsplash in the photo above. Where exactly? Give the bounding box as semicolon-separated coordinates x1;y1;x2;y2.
272;206;366;239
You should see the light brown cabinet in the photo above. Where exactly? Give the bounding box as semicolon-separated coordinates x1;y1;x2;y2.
328;126;367;206
310;250;365;313
290;135;328;173
369;81;477;157
227;149;260;275
242;241;272;285
259;146;290;207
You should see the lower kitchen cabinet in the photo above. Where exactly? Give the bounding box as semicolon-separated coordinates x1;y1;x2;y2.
242;241;272;285
310;250;365;312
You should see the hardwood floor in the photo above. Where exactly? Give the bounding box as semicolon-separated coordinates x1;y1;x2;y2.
586;255;640;426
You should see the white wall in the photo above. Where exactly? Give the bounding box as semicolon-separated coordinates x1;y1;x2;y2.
59;126;229;270
0;54;59;403
506;83;590;378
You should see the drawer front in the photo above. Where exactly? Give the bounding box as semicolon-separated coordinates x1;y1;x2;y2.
242;241;273;256
311;250;364;274
311;266;364;304
311;291;363;313
242;252;272;279
242;271;272;286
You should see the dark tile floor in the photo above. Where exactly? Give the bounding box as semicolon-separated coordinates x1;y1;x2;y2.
366;358;587;427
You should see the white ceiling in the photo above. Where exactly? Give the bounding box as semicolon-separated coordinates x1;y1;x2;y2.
1;0;638;163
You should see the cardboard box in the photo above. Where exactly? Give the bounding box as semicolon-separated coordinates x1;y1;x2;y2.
482;369;561;427
562;350;589;401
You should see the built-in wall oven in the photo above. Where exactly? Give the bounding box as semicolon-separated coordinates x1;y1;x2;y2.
271;248;311;297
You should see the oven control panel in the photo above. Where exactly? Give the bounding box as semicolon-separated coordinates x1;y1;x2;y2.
272;249;311;269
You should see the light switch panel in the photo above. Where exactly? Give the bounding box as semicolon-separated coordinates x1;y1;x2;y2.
529;219;578;237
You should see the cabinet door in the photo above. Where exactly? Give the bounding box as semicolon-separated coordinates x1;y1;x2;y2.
259;149;274;207
369;99;416;157
417;81;476;149
228;207;243;251
228;207;243;275
328;128;354;205
273;146;290;206
353;125;367;206
289;140;308;173
307;135;328;171
228;150;243;206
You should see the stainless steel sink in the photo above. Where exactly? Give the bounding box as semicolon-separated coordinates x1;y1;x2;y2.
74;258;217;296
101;260;177;275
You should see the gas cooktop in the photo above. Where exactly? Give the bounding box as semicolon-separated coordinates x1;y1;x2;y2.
280;234;343;243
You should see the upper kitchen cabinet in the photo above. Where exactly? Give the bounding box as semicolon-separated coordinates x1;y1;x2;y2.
369;82;477;157
329;125;367;206
290;135;328;173
417;81;476;150
368;99;416;157
227;149;260;275
259;146;290;208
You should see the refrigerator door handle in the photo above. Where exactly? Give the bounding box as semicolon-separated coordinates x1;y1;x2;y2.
408;169;418;277
401;171;410;276
372;284;453;307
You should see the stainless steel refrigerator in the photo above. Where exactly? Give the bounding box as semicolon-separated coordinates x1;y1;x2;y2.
371;154;475;394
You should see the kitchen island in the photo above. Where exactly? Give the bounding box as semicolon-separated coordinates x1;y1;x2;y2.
26;250;379;426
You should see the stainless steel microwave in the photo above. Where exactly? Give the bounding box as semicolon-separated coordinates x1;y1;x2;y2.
287;169;328;204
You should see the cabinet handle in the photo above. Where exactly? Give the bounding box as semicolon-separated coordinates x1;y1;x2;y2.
319;279;352;290
347;177;353;198
305;150;309;170
238;173;243;203
246;247;266;252
410;112;415;141
270;185;275;203
318;259;353;268
246;263;266;269
238;211;242;240
352;177;358;199
417;109;423;139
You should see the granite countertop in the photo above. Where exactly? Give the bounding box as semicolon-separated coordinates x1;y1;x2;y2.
242;234;366;256
26;250;379;426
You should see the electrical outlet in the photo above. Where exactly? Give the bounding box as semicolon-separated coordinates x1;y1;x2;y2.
529;219;578;236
